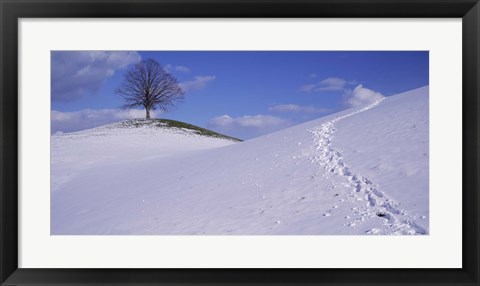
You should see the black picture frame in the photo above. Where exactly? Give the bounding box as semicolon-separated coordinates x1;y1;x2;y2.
1;0;479;285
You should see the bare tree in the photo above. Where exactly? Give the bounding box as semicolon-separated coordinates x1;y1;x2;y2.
115;59;185;119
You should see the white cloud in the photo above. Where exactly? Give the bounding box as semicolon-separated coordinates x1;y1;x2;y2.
51;108;159;133
209;114;288;129
165;64;191;73
319;77;347;87
208;114;291;139
51;51;141;102
300;77;354;93
269;104;330;114
180;75;216;92
209;114;234;127
236;115;287;128
344;84;384;107
299;84;316;92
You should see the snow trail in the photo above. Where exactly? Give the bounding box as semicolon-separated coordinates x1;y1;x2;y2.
307;99;427;235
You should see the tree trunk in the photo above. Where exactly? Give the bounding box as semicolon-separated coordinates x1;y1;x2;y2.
145;107;151;119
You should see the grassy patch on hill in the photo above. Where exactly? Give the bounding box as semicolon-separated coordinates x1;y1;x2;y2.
116;119;242;142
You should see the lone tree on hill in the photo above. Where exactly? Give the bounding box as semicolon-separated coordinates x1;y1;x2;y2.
116;59;185;119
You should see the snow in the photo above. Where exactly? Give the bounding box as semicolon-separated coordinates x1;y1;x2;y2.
51;86;429;235
51;120;237;193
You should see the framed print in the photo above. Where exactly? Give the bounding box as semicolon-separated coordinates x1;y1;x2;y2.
1;0;479;285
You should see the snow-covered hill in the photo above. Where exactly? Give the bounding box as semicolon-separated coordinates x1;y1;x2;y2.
51;86;429;235
51;119;240;193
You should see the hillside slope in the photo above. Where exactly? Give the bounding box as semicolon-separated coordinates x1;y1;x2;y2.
51;86;429;235
51;119;239;193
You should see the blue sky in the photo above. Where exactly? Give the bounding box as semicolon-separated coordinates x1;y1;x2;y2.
51;51;428;139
